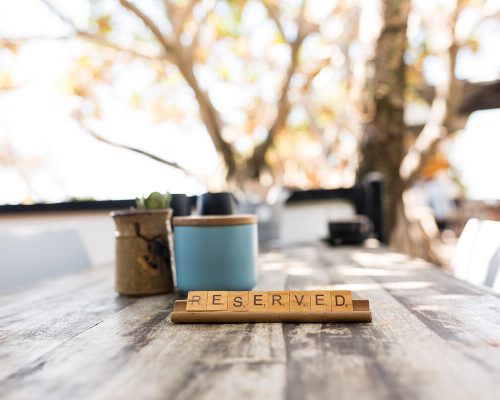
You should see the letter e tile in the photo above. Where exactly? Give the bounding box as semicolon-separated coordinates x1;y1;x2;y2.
249;292;269;311
206;291;228;311
310;291;332;311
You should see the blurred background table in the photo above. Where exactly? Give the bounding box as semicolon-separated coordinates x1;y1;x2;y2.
1;243;500;400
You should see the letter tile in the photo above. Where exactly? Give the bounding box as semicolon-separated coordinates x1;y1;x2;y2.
186;291;208;311
289;291;311;311
206;291;228;311
249;291;269;311
331;290;353;311
268;291;289;311
228;291;249;312
310;290;332;311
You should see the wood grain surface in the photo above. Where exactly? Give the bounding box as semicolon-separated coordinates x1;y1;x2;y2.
1;244;500;400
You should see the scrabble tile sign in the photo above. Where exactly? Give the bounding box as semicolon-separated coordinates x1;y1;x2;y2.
171;291;371;323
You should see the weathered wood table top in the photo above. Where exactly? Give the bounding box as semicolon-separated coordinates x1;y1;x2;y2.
1;244;500;400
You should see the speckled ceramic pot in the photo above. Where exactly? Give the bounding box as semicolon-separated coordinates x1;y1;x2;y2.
111;209;175;295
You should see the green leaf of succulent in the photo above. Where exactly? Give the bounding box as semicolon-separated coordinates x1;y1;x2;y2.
136;192;172;210
146;192;167;209
135;197;146;209
165;192;172;207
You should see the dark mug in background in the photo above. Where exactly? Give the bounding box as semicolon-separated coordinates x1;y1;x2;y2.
171;194;191;217
328;215;372;245
197;192;237;215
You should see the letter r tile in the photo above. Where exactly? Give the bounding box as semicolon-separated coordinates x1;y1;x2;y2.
186;291;208;311
268;291;289;311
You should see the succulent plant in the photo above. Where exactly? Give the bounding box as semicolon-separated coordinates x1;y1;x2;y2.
135;192;172;210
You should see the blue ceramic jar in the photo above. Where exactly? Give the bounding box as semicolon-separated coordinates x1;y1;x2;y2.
173;215;258;293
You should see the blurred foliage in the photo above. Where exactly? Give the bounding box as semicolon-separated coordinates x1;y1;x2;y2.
1;0;498;194
54;0;362;188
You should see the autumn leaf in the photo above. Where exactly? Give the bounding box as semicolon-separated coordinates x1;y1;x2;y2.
0;72;16;91
96;14;112;35
466;36;480;53
1;40;19;54
130;93;142;109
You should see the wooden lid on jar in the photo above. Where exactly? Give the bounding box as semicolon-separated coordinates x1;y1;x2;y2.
173;214;257;227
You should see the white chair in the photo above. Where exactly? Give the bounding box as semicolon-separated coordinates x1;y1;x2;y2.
451;218;500;292
0;227;89;291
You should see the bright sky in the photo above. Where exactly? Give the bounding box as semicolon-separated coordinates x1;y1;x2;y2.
1;0;500;204
0;0;217;203
450;109;500;200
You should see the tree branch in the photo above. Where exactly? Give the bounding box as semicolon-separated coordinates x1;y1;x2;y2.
39;0;235;180
418;79;500;117
299;57;336;152
244;0;311;179
188;1;215;56
75;113;192;176
120;0;237;178
119;0;175;54
263;2;287;42
167;0;199;41
40;0;75;27
76;31;171;61
176;58;238;176
38;0;170;62
400;5;462;186
399;96;449;185
301;56;331;92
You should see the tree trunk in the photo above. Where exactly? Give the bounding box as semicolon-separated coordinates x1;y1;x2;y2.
356;0;410;238
357;0;466;265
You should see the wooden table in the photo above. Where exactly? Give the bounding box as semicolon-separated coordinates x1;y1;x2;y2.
1;244;500;399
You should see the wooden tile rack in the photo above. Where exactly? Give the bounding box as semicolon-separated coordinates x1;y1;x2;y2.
171;291;371;323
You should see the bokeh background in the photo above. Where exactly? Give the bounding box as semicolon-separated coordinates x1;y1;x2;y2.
1;0;500;269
